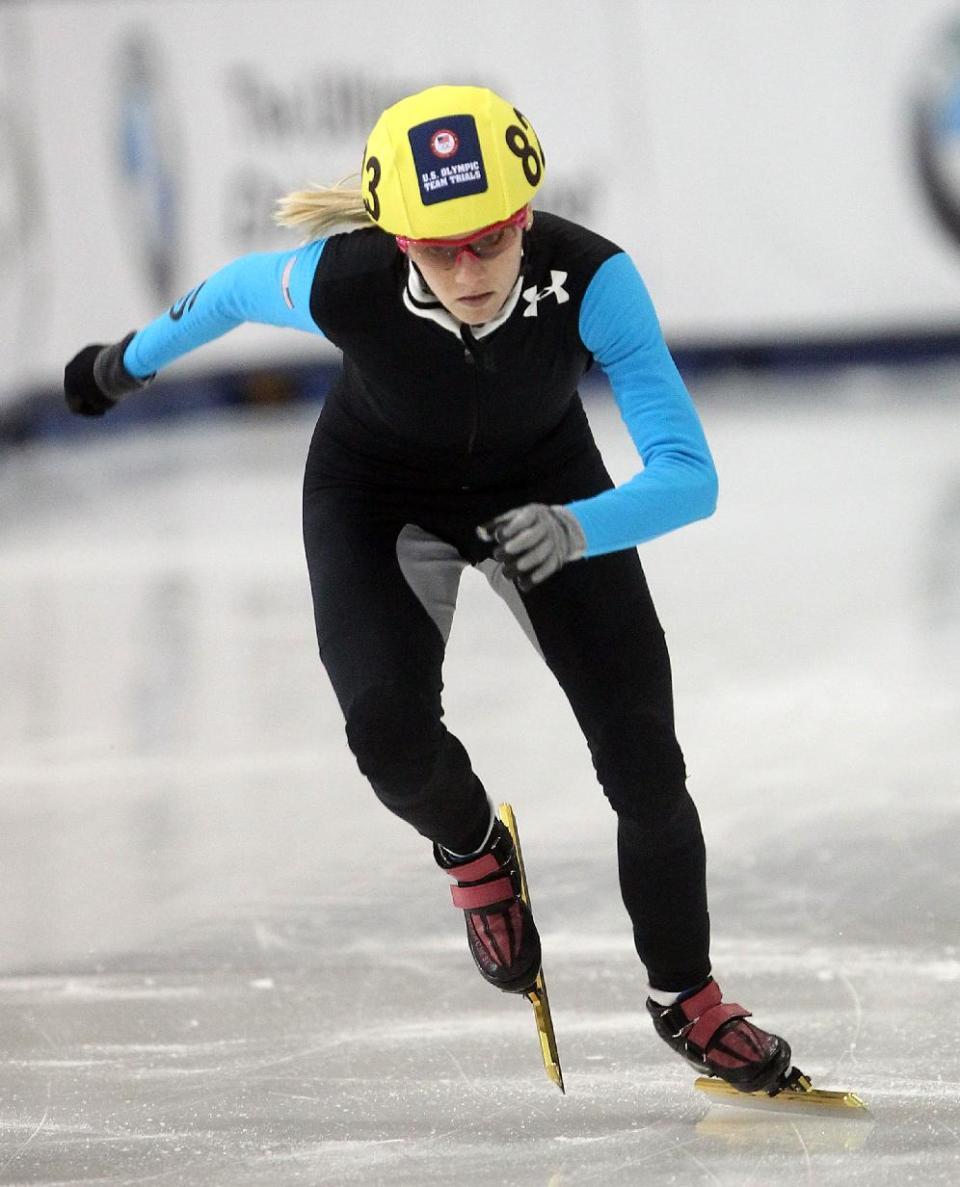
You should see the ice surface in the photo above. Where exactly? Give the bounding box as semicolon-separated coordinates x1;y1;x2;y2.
1;369;959;1184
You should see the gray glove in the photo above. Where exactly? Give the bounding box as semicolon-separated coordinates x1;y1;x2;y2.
478;503;586;590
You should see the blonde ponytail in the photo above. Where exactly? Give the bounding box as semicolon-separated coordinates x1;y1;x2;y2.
274;176;372;240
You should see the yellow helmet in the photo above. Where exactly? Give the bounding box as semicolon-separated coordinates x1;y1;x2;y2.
360;84;545;239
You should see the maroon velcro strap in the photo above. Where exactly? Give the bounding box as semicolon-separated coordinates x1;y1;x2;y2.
687;1002;752;1050
450;876;514;910
446;852;501;881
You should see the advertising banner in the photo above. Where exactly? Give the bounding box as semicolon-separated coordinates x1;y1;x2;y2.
4;0;960;405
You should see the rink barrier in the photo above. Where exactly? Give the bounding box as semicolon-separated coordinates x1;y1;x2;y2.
7;3;960;403
6;327;960;447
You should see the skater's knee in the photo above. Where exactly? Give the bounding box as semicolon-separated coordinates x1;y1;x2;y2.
592;708;688;822
345;682;441;788
615;787;703;846
606;781;691;829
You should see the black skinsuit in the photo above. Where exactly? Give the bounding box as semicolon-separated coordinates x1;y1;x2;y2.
301;213;711;990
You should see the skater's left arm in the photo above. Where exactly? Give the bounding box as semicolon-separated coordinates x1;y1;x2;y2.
567;252;719;557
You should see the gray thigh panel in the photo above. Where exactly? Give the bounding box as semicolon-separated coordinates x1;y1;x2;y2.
476;558;544;657
396;524;467;645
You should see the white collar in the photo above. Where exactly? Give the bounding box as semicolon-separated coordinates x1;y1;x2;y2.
402;263;523;340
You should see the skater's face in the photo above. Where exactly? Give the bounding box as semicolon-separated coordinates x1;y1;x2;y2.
404;207;533;326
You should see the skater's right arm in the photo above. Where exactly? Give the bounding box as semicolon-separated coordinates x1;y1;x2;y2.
64;242;326;417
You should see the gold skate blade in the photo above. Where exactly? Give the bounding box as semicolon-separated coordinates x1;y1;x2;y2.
498;803;565;1094
497;803;531;901
526;977;565;1094
694;1074;868;1115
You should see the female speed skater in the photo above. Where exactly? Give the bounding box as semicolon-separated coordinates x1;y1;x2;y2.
64;83;796;1095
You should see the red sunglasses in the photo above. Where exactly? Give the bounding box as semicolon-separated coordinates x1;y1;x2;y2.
397;208;528;269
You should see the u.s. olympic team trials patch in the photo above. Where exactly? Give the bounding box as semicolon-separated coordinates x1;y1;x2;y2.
408;114;488;206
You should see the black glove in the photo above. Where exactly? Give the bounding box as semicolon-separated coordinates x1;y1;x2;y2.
64;330;151;417
64;345;115;416
478;503;587;590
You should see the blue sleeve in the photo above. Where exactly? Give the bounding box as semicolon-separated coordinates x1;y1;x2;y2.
122;240;327;378
568;252;718;556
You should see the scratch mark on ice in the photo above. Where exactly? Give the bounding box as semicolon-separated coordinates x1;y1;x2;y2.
0;1090;51;1177
790;1120;814;1185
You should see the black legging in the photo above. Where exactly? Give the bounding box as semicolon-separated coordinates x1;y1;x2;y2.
303;430;711;991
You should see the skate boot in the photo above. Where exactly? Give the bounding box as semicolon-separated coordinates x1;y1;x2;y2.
647;977;793;1094
435;819;542;994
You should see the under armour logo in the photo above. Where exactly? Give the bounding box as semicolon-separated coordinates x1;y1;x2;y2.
522;270;569;317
